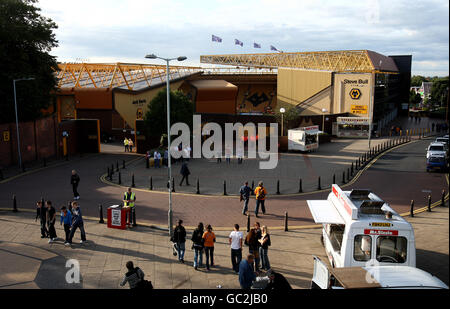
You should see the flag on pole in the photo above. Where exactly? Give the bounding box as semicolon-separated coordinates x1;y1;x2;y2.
235;39;243;46
254;42;261;48
270;45;279;52
212;35;222;42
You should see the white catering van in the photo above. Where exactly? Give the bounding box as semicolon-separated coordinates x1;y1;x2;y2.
288;126;321;152
307;184;416;268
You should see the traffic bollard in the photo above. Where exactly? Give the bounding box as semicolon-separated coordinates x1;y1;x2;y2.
131;174;135;187
251;180;255;195
116;161;119;172
107;167;110;179
99;204;104;223
247;214;250;232
196;178;200;194
410;200;414;217
146;158;149;169
342;171;346;184
427;195;432;212
111;164;114;175
284;212;288;232
149;176;153;190
351;162;354;175
13;195;18;212
333;174;336;185
277;180;280;195
223;180;227;195
122;160;125;169
299;178;303;193
347;168;350;181
317;177;321;190
118;172;121;185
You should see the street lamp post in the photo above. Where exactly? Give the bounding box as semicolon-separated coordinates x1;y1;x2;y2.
145;54;186;238
13;78;34;171
321;108;328;133
279;108;285;136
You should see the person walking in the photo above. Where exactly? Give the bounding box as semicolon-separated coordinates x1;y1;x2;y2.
35;201;48;238
202;225;216;271
239;254;256;289
179;161;190;186
172;220;187;263
239;181;252;215
128;138;134;152
120;261;152;289
254;181;267;217
258;226;271;270
245;227;260;272
163;149;169;167
191;222;204;270
60;206;72;245
124;137;129;152
70;170;80;200
123;187;137;227
229;224;244;273
65;201;87;246
254;222;262;270
46;201;57;243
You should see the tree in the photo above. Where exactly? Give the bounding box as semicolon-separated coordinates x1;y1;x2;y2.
0;0;58;124
429;77;449;107
409;90;422;105
410;75;427;87
143;89;194;142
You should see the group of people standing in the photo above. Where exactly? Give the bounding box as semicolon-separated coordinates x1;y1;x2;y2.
170;219;272;288
36;200;86;246
123;137;134;152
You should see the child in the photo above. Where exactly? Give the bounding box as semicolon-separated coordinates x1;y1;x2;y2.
60;206;72;245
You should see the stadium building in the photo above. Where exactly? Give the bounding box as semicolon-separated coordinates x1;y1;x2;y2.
54;50;411;145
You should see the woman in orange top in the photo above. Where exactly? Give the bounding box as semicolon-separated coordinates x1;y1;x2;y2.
202;224;216;271
254;181;267;217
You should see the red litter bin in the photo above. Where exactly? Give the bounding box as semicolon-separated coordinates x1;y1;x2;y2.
107;205;130;230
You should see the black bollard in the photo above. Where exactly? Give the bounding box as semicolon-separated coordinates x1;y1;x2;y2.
99;204;104;223
223;180;227;195
284;212;288;232
351;162;354;175
149;176;153;190
442;190;446;207
41;197;45;209
146;158;149;169
427;195;432;212
116;161;119;172
317;176;321;190
277;180;280;195
247;214;250;232
0;168;3;180
196;178;200;194
299;178;303;193
118;172;121;185
13;195;18;212
251;180;255;195
131;174;135;187
107;167;110;178
332;174;336;184
172;177;175;192
342;171;346;184
410;200;414;217
347;168;350;181
122;160;125;169
111;164;114;175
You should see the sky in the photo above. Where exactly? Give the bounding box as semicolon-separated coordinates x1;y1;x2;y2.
37;0;449;76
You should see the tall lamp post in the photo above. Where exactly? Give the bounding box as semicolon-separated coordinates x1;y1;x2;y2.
321;108;328;133
279;108;285;136
145;54;187;237
13;77;34;171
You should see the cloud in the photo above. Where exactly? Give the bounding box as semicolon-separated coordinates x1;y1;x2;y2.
37;0;449;76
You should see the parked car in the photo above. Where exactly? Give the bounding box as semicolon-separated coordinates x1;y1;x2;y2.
426;142;448;160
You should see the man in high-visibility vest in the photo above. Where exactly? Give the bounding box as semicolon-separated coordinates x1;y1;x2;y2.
123;138;129;152
123;187;136;227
